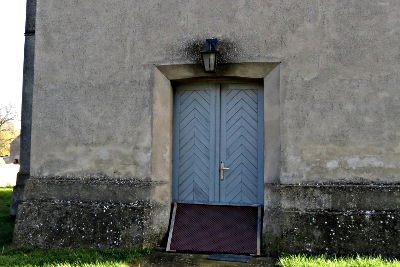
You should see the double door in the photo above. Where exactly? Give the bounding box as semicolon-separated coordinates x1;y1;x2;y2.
172;81;264;205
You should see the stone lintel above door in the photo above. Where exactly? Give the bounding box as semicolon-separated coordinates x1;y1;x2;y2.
156;62;280;81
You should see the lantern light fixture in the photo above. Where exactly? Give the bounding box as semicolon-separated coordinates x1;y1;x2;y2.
201;38;219;73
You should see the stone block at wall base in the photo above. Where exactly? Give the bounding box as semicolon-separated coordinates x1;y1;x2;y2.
264;209;400;257
263;184;400;257
13;200;147;248
10;185;25;217
10;172;30;216
13;176;170;249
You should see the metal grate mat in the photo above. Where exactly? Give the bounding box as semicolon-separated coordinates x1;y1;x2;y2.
166;202;261;255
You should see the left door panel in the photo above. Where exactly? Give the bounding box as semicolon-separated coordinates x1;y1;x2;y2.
173;83;219;203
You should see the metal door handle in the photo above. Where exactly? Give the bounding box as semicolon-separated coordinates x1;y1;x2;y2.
219;161;229;181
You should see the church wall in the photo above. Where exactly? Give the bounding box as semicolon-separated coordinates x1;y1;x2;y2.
14;0;400;255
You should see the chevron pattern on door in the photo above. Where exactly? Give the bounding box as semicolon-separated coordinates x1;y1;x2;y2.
173;84;217;202
173;82;263;205
220;85;264;205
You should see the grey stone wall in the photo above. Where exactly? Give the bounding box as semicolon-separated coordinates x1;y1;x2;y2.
14;0;400;255
10;136;20;160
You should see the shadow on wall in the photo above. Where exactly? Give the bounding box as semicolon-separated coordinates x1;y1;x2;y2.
169;38;243;64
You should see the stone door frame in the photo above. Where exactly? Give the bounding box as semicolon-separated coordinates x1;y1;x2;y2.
149;62;281;245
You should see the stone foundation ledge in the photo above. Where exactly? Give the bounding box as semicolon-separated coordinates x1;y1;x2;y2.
13;176;171;249
263;183;400;257
13;199;162;248
263;209;400;257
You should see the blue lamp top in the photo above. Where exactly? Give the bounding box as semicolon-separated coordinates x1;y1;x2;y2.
204;39;219;53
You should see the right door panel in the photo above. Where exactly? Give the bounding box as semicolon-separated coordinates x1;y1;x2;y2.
220;84;264;205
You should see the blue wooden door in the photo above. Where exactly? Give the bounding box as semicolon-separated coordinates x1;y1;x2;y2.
173;82;264;205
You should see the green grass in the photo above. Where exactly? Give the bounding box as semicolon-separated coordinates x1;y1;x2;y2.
0;187;14;249
278;254;400;267
0;247;151;267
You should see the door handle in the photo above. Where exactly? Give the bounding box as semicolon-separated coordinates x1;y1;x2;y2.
219;161;230;181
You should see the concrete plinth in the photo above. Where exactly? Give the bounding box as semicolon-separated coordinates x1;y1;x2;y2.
264;184;400;257
13;176;170;249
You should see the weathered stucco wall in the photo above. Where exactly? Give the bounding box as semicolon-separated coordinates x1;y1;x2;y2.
31;0;400;183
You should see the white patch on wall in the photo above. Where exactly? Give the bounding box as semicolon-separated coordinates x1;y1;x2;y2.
326;160;339;169
347;157;384;169
287;155;311;172
394;143;400;154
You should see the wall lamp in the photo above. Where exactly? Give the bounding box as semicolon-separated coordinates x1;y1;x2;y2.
201;39;219;73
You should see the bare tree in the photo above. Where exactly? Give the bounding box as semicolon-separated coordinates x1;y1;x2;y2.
0;105;18;156
0;105;16;130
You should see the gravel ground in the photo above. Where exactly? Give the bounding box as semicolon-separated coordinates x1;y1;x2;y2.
0;164;19;187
